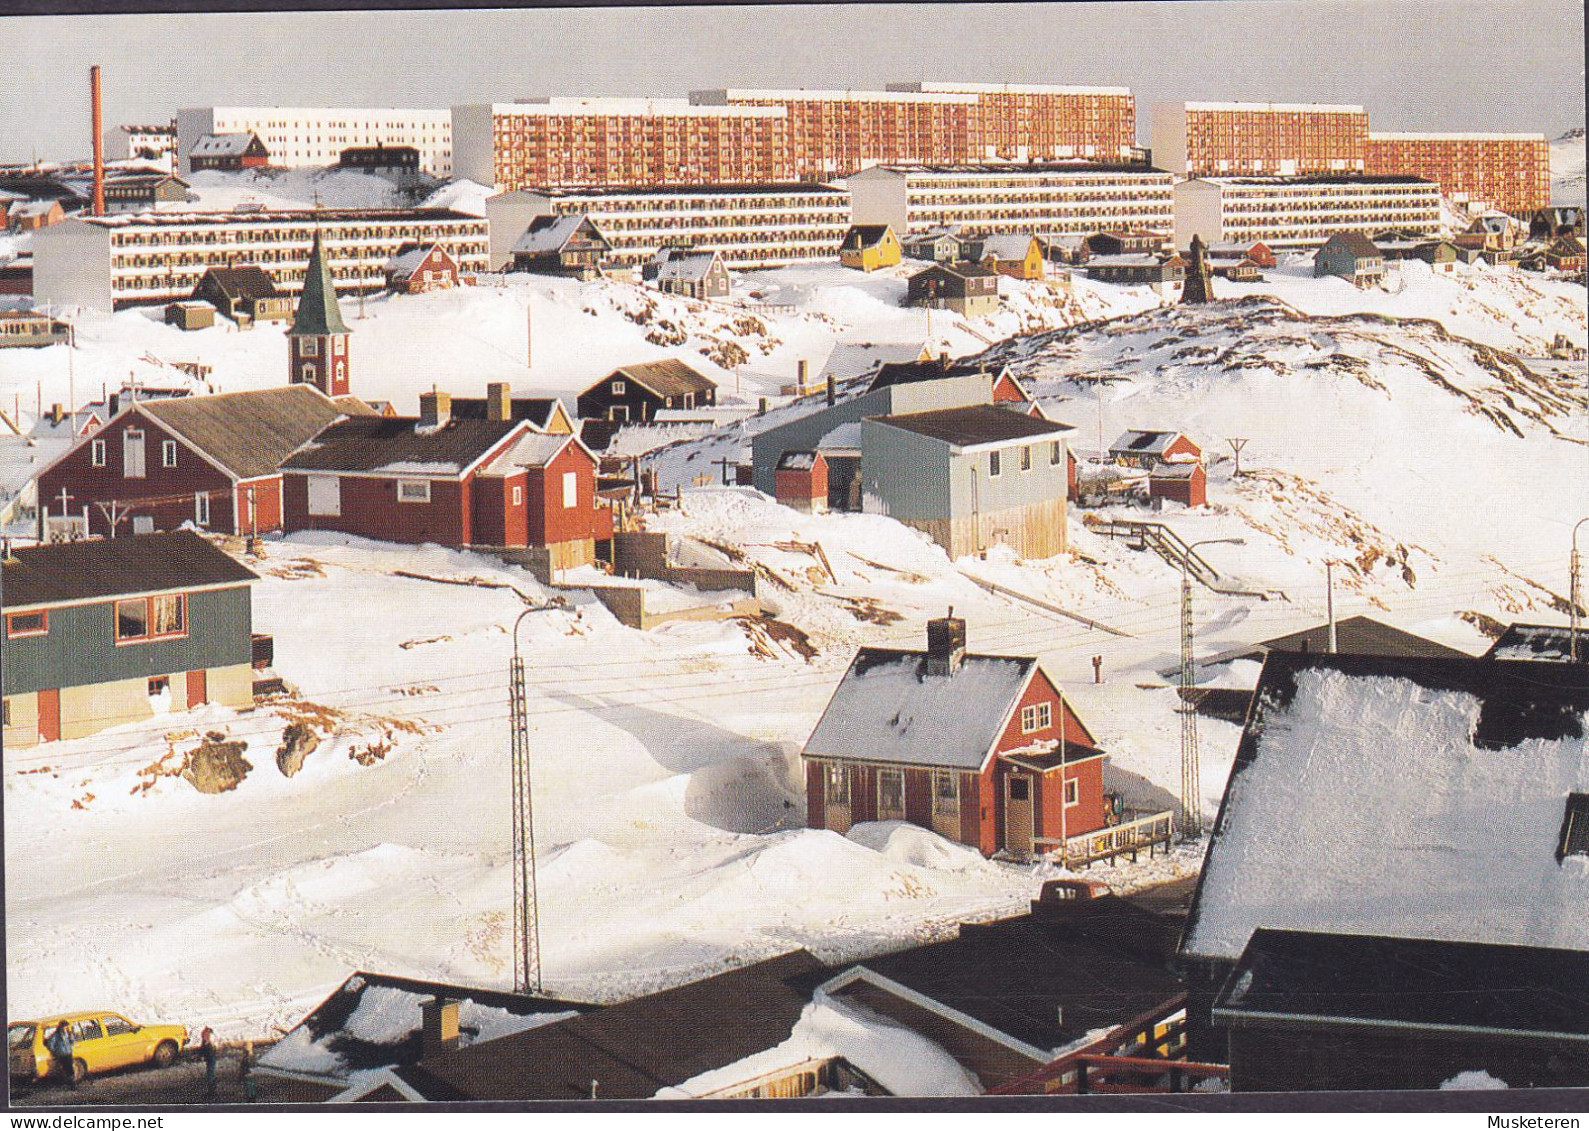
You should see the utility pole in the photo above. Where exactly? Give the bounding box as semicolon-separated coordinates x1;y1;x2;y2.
1180;537;1244;841
526;302;533;370
1326;560;1338;653
1572;519;1588;663
1226;437;1249;478
509;604;561;995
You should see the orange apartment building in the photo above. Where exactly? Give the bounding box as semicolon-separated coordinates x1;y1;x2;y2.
451;99;793;191
888;81;1137;164
1150;101;1369;177
690;88;979;180
1364;132;1550;214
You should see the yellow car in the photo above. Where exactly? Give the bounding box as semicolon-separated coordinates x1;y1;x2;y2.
9;1011;187;1084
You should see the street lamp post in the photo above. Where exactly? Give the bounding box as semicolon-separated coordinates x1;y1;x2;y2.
509;603;562;996
1180;537;1245;841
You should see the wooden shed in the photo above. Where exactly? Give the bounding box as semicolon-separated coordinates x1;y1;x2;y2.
774;450;827;513
1149;461;1206;508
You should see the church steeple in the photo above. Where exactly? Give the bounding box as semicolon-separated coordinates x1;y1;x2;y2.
1180;234;1215;306
288;228;353;395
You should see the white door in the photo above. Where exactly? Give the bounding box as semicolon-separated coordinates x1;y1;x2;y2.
307;475;341;517
132;515;155;535
123;429;146;479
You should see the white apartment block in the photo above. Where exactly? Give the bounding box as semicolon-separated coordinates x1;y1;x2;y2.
845;163;1174;238
31;209;488;311
1172;175;1441;250
175;108;453;176
485;185;852;271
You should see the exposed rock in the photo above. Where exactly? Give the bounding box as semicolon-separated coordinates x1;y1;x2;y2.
275;723;320;778
182;739;252;794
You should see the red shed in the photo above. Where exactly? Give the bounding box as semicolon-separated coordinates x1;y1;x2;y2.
774;450;828;513
1149;461;1207;508
1109;429;1203;470
385;243;461;294
802;614;1108;860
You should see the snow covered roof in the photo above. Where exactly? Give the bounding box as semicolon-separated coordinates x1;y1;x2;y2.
191;132;263;157
871;405;1070;449
512;214;607;255
256;970;588;1083
1109;429;1190;456
1215;928;1589;1042
803;647;1038;770
817;421;863;452
1317;230;1382;259
775;450;821;471
818;341;928;385
378;951;828;1100
1484;624;1589;664
605;359;717;400
1182;652;1589;964
977;234;1036;261
647;250;720;283
384;244;435;276
478;430;588;473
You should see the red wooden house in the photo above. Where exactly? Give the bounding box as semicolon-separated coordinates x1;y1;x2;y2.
1109;429;1202;470
385;243;461;294
802;614;1108;859
281;392;611;566
774;450;827;513
1149;461;1207;508
34;385;372;540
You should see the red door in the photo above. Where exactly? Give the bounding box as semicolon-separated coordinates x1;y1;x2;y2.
186;670;207;707
37;688;60;743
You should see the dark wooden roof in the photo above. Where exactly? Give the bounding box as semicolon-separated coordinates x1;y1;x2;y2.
1484;623;1589;663
866;358;1003;392
389;951;828;1100
449;397;564;428
2;530;256;609
199;265;280;301
842;224;893;248
851;905;1184;1053
282;417;522;476
140;385;372;480
872;404;1070;446
1216;928;1589;1040
1320;230;1382;259
914;261;998;280
607;359;717;400
1241;615;1471;662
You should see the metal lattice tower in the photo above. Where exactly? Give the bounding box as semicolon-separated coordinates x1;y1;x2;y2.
508;650;541;996
1179;569;1202;840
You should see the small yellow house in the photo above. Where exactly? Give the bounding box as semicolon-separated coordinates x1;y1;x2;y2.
840;224;902;273
977;233;1045;281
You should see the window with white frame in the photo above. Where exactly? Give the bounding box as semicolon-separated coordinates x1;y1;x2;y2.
877;769;905;817
194;492;210;526
611;380;626;395
91;439;106;467
162;440;177;468
562;471;577;508
988;450;1001;477
1020;445;1032;472
1051;441;1063;466
1064;778;1079;807
1021;701;1052;733
397;479;431;503
512;484;523;506
300;336;318;357
301;364;316;382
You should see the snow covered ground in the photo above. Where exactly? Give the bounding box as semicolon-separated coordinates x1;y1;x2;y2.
1552;127;1586;206
2;249;1585;1046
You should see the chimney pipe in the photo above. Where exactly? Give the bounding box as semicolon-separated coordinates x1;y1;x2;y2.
420;998;461;1059
825;371;835;407
797;358;809;391
925;608;966;678
90;65;105;218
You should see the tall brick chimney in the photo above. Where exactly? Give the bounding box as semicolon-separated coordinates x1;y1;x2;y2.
926;608;967;677
418;390;452;431
485;382;512;422
420;998;461;1058
90;65;105;217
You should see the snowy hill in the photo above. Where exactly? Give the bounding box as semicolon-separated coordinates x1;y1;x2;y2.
2;254;1585;1044
1552;126;1586;206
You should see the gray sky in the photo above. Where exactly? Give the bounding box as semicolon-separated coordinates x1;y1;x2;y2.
2;1;1583;165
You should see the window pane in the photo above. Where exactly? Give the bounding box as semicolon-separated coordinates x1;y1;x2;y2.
117;598;148;639
8;612;46;635
151;594;184;635
878;770;903;812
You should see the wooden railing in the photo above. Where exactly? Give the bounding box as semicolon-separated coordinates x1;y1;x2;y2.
1036;809;1175;868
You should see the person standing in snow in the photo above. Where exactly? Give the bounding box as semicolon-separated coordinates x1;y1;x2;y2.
46;1021;75;1088
199;1027;218;1100
237;1040;256;1102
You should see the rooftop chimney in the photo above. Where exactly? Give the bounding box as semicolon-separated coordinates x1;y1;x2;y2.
485;382;512;422
925;607;966;677
825;370;836;407
420;998;461;1058
90;66;105;218
418;390;451;432
796;358;809;391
